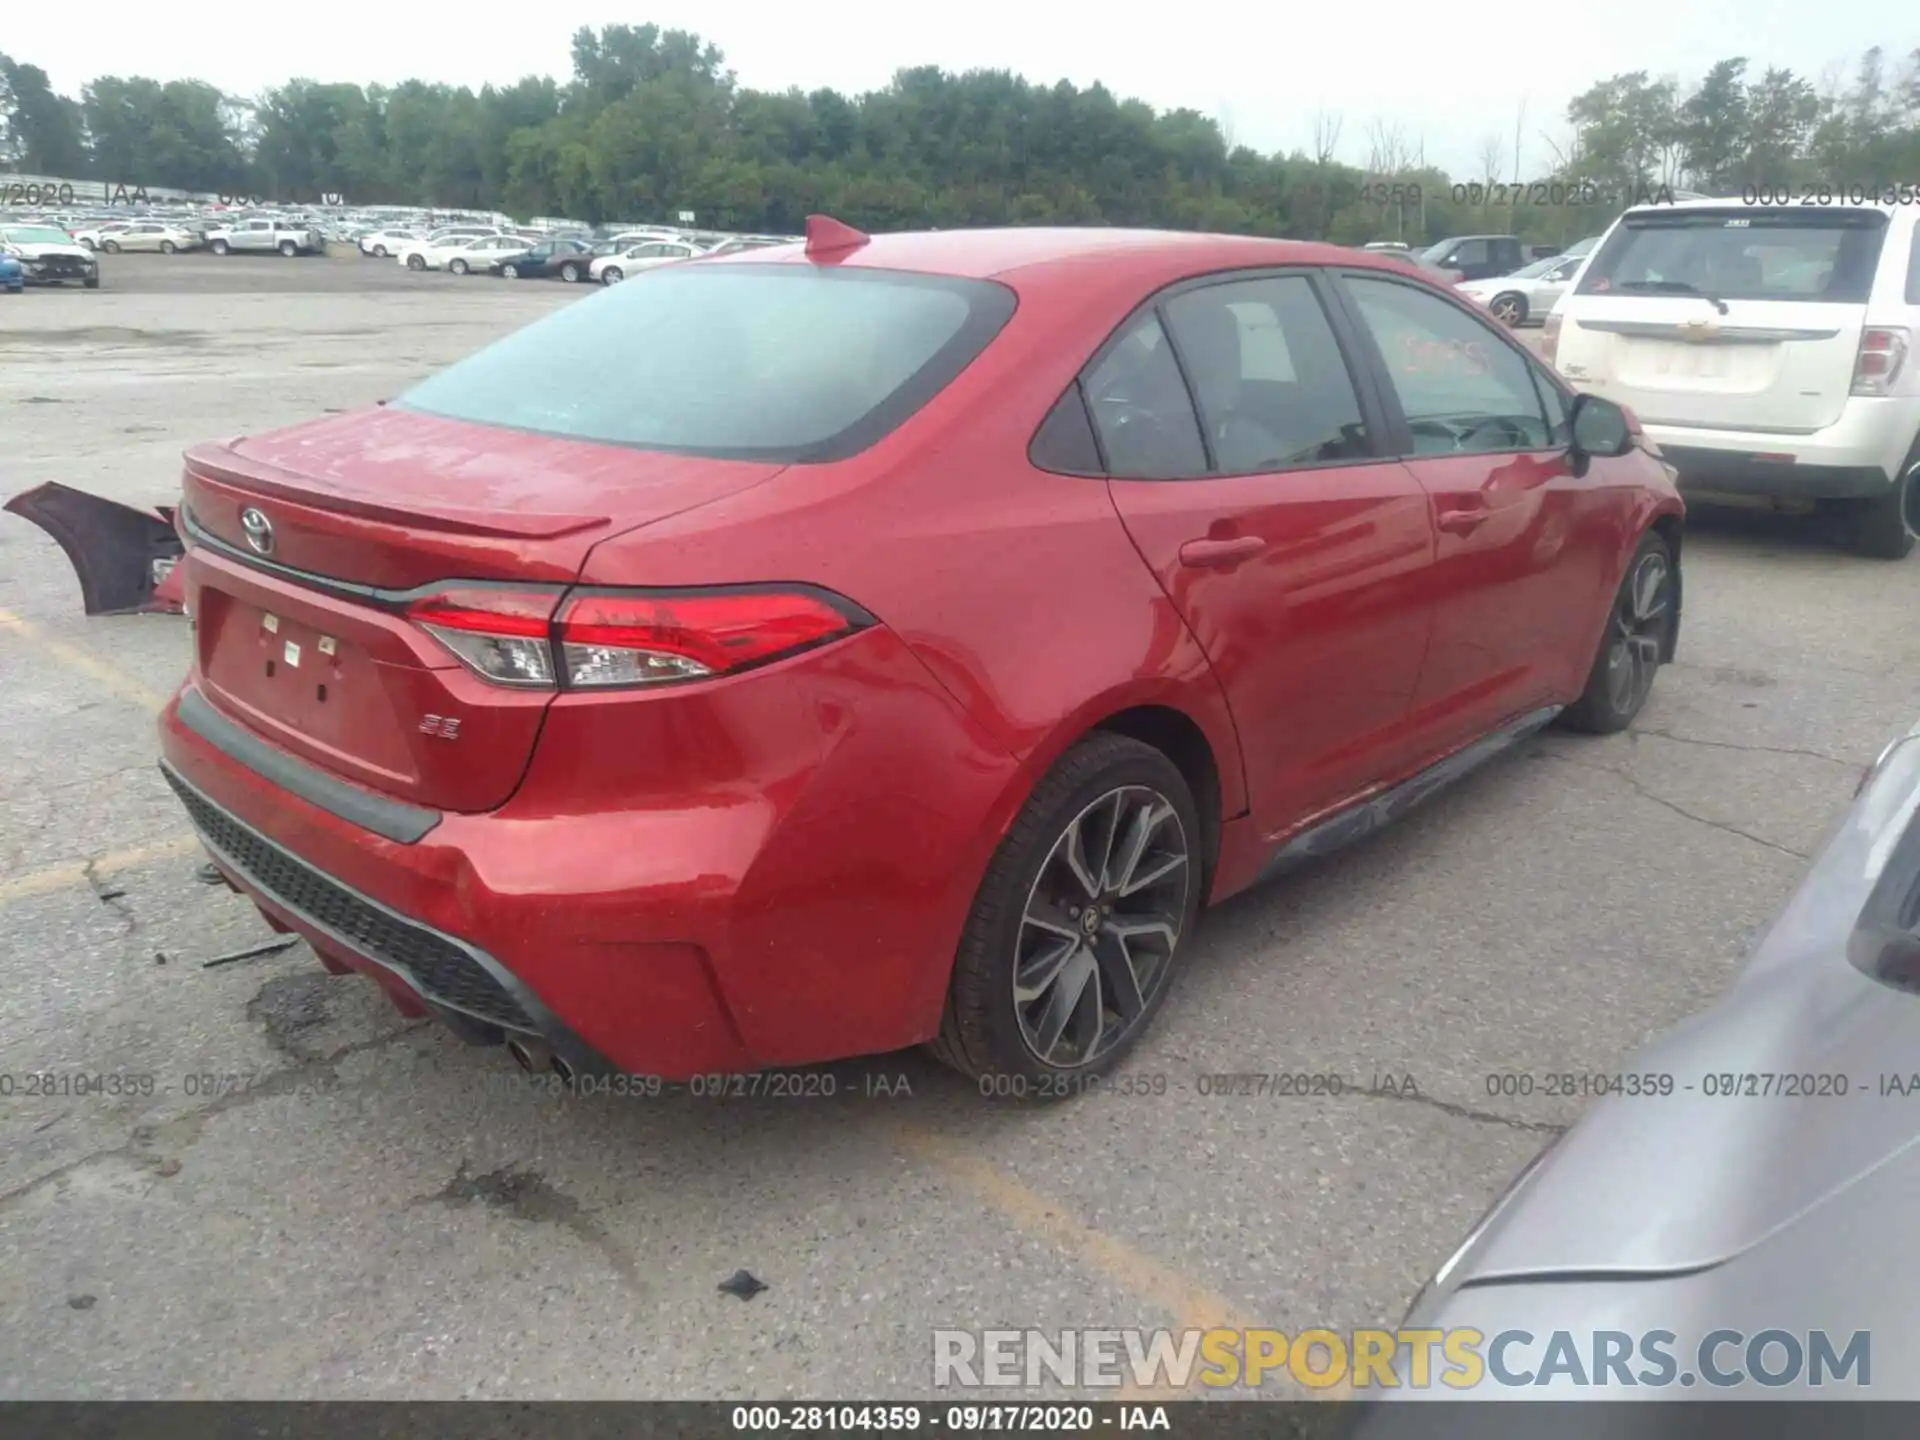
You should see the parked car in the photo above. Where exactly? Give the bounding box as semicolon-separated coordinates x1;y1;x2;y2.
71;220;133;250
1382;712;1920;1399
97;220;203;255
1414;234;1526;282
207;218;325;257
0;224;101;287
697;236;792;258
153;221;1683;1092
0;253;23;293
425;235;532;275
358;229;424;259
491;238;598;282
1455;253;1585;327
397;230;512;271
1546;197;1920;558
590;238;706;284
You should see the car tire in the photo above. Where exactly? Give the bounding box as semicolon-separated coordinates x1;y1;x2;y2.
1559;529;1675;734
1488;292;1527;326
159;240;176;255
500;263;519;279
83;275;100;289
449;259;469;275
406;254;426;271
928;732;1202;1094
277;240;298;257
373;245;389;258
80;238;97;251
210;239;229;256
1845;453;1919;560
602;266;623;284
560;263;581;283
101;239;120;254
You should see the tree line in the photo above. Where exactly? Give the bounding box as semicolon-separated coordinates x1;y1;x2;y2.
2;29;1918;243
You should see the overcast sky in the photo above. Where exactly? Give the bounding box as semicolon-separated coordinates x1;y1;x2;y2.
7;2;1905;177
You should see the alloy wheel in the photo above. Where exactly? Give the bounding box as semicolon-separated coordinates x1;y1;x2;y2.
1604;550;1670;715
1012;785;1190;1069
1490;293;1523;325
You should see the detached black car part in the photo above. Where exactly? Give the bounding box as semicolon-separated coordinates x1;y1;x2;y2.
5;482;185;615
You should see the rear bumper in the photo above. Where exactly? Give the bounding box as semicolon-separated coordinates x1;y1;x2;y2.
1645;398;1917;501
155;632;1019;1079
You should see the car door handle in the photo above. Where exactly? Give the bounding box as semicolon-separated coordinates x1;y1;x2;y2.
1178;536;1267;568
1436;507;1489;535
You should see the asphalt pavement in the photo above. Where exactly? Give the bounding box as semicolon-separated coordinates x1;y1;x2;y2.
2;254;1916;1398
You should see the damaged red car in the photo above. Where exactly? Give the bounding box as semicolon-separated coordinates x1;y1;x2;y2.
156;219;1684;1090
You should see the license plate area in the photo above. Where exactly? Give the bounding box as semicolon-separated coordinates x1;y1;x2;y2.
203;598;358;732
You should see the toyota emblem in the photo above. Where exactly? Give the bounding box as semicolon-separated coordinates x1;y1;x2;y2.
240;507;275;555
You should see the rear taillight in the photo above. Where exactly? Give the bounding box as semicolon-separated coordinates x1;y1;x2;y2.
1852;327;1911;397
405;585;866;690
1540;311;1564;367
407;586;563;688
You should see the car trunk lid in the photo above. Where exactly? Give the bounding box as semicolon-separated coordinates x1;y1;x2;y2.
181;406;786;813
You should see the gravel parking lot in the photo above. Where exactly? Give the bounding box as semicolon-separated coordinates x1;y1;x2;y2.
3;252;1918;1399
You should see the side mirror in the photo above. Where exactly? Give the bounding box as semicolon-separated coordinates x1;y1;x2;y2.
1570;393;1635;459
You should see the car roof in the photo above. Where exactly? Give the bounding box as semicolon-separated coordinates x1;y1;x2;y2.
705;226;1429;291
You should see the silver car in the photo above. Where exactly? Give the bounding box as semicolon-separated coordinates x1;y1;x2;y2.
1454;254;1583;327
1377;714;1920;1403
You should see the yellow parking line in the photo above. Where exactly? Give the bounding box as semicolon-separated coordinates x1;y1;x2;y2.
0;834;201;906
892;1122;1352;1399
0;607;170;714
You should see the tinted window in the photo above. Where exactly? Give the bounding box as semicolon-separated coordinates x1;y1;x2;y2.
1343;277;1552;455
1450;239;1490;267
1030;384;1103;474
1162;276;1370;473
1579;208;1890;303
1081;312;1207;479
396;264;1015;464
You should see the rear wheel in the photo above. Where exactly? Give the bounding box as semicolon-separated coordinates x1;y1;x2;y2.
1488;291;1527;326
500;263;520;279
210;239;229;256
277;240;298;257
448;258;469;275
406;253;426;271
373;244;389;258
101;239;120;254
601;266;623;284
1845;456;1919;560
929;733;1201;1093
1560;530;1674;733
560;262;581;282
159;240;176;255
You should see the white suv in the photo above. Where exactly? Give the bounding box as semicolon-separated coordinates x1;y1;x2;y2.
1544;196;1920;557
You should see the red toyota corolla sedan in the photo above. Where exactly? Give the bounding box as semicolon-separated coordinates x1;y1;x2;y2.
157;219;1684;1093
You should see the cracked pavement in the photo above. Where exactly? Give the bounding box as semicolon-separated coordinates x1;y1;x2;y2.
3;255;1919;1398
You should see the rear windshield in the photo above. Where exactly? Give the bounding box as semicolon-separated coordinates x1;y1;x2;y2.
395;263;1016;463
1577;208;1890;304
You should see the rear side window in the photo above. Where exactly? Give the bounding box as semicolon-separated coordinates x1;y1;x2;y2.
1082;313;1208;479
1578;208;1890;304
395;264;1016;464
1161;276;1371;472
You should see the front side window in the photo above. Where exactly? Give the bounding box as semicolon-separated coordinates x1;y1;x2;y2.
1161;276;1370;473
1343;276;1552;455
1081;313;1208;479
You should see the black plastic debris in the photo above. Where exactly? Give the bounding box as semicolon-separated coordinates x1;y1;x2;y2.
67;1295;97;1311
201;936;300;969
718;1269;768;1302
